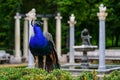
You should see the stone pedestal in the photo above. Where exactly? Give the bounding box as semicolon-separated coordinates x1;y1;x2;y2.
81;51;89;69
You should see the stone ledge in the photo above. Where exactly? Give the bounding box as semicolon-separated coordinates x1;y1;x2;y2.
67;49;120;61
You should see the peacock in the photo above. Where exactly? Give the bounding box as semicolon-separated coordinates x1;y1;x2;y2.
29;20;60;72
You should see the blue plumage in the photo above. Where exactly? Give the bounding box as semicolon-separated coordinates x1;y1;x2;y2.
30;24;47;48
29;21;60;71
29;23;51;56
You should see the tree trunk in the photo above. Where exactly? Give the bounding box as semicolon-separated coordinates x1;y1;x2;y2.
115;33;119;47
111;34;114;47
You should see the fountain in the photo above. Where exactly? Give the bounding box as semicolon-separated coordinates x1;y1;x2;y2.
73;28;97;69
61;4;120;78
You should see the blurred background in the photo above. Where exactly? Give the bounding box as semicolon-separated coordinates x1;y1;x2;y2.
0;0;120;56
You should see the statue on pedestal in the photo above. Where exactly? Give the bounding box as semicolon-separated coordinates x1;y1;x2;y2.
81;28;92;45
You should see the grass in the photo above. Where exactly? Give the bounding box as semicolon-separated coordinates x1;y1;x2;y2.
0;63;27;68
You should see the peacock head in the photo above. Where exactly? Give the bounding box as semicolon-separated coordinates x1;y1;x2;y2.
31;20;43;27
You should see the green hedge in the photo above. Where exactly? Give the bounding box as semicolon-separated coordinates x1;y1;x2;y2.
0;67;99;80
0;68;74;80
76;71;98;80
104;70;120;80
1;67;120;80
0;68;47;80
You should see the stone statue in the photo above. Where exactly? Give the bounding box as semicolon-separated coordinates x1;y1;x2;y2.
99;4;106;12
81;28;92;45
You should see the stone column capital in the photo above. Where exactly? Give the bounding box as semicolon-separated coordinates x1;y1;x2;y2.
97;4;108;20
14;12;21;19
68;21;77;27
68;14;76;27
55;13;62;20
97;12;108;20
42;17;48;21
26;8;36;20
24;17;29;21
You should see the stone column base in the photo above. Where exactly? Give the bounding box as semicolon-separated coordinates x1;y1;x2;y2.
10;56;22;63
59;54;68;63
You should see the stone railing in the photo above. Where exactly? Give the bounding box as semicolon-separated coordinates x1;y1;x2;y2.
67;49;120;62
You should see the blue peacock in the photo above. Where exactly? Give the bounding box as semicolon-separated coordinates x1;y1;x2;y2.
29;20;60;72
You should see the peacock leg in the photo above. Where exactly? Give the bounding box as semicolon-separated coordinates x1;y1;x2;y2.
43;55;46;69
35;56;38;68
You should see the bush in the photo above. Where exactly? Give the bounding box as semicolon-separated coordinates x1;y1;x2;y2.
104;70;120;80
0;67;74;80
46;69;74;80
3;67;120;80
0;67;47;80
76;70;98;80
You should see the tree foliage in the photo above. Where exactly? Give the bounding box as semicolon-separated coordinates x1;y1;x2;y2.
0;0;20;49
0;0;120;54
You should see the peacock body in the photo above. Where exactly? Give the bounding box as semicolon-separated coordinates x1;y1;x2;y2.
29;21;60;72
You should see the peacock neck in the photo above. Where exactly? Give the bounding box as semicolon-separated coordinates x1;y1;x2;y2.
32;24;48;47
33;24;43;36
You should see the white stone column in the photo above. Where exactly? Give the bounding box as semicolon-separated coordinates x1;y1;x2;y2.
42;17;48;32
23;17;29;62
97;4;108;72
14;12;22;63
26;8;36;68
55;13;62;59
68;14;76;63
